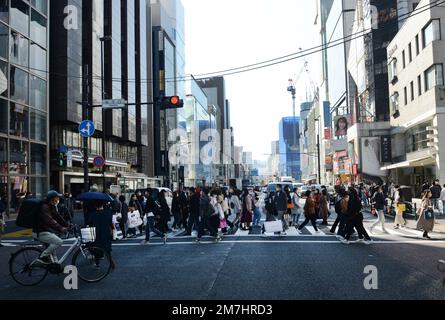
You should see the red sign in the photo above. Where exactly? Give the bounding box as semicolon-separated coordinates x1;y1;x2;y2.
352;164;359;175
93;156;106;168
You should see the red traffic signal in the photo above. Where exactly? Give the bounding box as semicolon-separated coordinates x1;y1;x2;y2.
161;96;184;109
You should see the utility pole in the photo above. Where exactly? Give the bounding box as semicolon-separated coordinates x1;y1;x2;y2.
100;36;112;193
82;65;90;193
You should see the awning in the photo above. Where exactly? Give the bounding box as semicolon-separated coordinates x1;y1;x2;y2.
381;156;436;171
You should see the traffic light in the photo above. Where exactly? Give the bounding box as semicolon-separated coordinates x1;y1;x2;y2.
161;96;184;109
57;152;66;167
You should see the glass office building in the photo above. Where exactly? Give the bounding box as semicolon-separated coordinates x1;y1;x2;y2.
279;117;301;181
0;0;49;213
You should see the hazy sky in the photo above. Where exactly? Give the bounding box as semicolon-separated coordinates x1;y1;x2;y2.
183;0;320;161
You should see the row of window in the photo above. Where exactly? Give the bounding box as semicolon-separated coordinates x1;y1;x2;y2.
0;137;46;176
0;175;47;211
389;19;442;82
52;128;138;164
391;64;444;116
0;60;47;110
0;98;46;141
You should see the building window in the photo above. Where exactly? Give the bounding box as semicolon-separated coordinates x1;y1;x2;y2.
30;44;46;79
423;19;441;48
9;139;28;175
415;35;420;55
391;92;399;117
408;43;412;63
30;108;46;142
0;22;7;60
30;143;46;175
10;66;28;104
0;59;7;98
410;81;414;101
404;86;407;105
10;30;29;68
10;102;29;138
29;176;46;199
425;64;444;91
389;58;398;83
0;98;7;134
418;75;422;96
10;0;29;37
30;75;46;110
31;0;47;16
0;137;7;175
30;9;47;48
0;0;8;23
402;50;406;68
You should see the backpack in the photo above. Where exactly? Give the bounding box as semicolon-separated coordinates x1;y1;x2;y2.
16;199;44;229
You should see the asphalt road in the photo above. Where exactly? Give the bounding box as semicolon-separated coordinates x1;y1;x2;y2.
1;206;445;300
1;233;444;300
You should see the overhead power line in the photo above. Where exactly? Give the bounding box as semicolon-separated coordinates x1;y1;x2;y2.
15;0;445;84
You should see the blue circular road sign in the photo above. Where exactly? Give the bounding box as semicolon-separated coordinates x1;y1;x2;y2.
79;120;95;138
93;156;106;168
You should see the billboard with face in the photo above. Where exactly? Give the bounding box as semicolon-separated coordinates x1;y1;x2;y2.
334;115;352;137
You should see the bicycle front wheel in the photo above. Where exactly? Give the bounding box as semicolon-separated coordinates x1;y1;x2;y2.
72;245;111;283
9;247;49;286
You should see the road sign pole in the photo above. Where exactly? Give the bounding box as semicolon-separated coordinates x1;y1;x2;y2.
82;65;90;193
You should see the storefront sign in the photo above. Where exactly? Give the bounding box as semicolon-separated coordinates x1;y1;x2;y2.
381;136;392;162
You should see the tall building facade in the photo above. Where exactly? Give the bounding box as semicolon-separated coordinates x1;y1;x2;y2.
197;76;234;186
150;0;186;189
0;0;50;213
279;117;301;181
384;0;445;195
49;0;154;195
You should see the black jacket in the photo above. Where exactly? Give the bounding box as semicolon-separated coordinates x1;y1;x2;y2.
372;192;386;210
171;196;181;213
430;185;442;199
347;196;362;216
189;194;200;216
274;191;288;212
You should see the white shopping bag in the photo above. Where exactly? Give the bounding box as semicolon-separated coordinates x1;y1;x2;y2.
128;210;143;228
264;220;283;233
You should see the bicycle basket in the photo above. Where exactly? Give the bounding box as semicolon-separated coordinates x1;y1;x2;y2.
80;227;96;244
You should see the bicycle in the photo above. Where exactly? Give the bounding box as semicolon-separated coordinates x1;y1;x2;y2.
9;226;112;286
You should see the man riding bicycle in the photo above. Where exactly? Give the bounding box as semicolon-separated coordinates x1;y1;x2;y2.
33;191;72;265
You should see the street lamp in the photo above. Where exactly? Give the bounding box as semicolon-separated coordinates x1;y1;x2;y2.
100;35;112;192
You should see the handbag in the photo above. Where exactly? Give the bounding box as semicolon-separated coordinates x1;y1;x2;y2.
424;208;435;220
397;203;406;212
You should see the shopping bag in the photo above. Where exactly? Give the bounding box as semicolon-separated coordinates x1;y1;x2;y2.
128;210;143;228
264;220;283;233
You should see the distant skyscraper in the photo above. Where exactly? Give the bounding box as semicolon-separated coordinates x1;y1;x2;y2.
279;117;301;181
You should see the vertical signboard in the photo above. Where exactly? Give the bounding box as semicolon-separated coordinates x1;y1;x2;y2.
381;136;392;162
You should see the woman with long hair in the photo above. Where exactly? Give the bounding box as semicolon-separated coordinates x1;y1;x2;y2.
240;189;253;231
319;189;330;226
297;190;320;233
416;190;435;239
171;191;181;231
394;186;406;229
158;190;171;233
